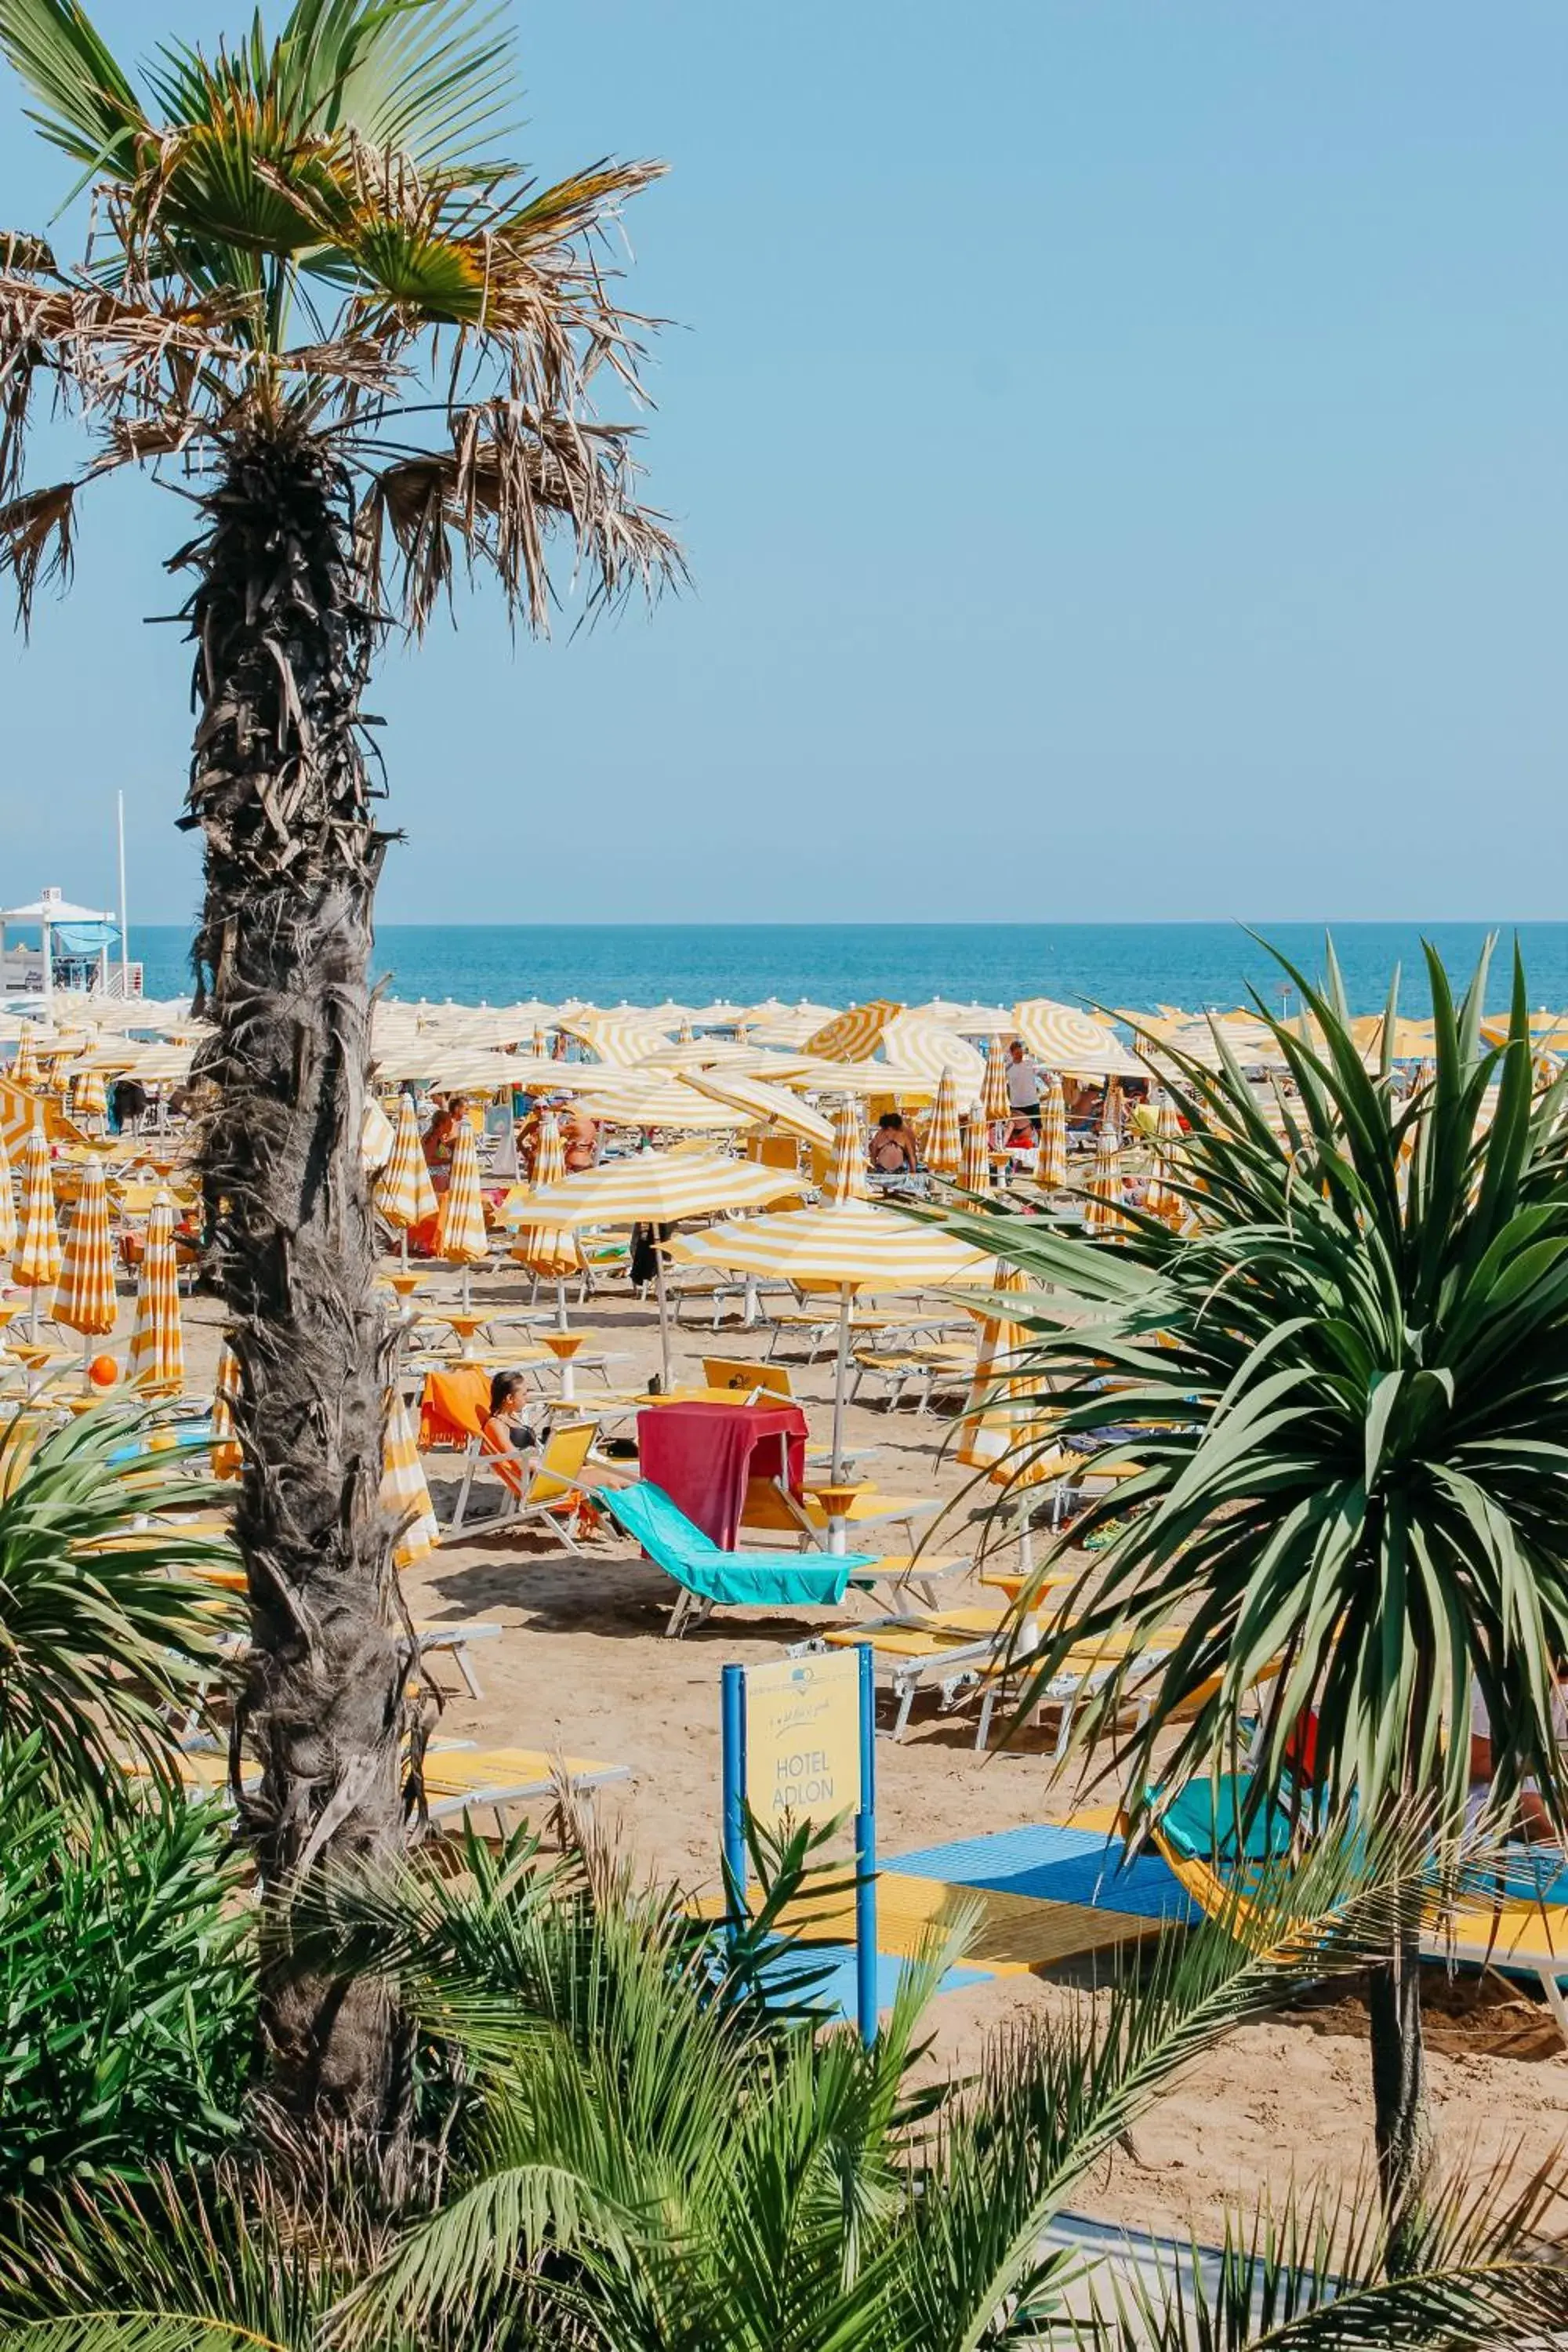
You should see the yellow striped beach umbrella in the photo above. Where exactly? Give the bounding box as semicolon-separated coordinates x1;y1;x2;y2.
361;1094;396;1175
14;1131;62;1325
10;1028;40;1090
70;1068;107;1123
1083;1126;1125;1237
960;1108;992;1196
804;999;903;1062
957;1261;1055;1485
923;1067;962;1178
826;1094;868;1203
509;1109;579;1300
435;1118;488;1304
375;1094;437;1247
982;1036;1011;1128
129;1191;184;1392
212;1339;242;1480
0;1126;17;1262
1144;1099;1185;1225
383;1390;439;1570
54;1152;115;1345
1035;1074;1067;1189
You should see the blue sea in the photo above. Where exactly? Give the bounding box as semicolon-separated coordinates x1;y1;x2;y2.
130;922;1568;1019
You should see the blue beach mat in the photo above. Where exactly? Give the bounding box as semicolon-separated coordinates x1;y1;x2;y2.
887;1822;1200;1927
755;1940;992;2023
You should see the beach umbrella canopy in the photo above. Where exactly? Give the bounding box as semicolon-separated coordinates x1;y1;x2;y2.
129;1192;184;1392
960;1109;992;1197
376;1094;438;1236
70;1068;107;1121
923;1067;961;1178
13;1131;61;1298
682;1068;833;1149
507;1109;580;1295
1013;998;1142;1078
982;1037;1011;1128
212;1339;242;1480
1036;1075;1068;1190
383;1390;439;1570
1082;1126;1125;1238
0;1127;16;1261
804;1000;904;1062
956;1261;1057;1486
824;1097;864;1196
9;1028;40;1090
435;1120;488;1293
1144;1099;1185;1225
361;1094;396;1175
53;1153;114;1339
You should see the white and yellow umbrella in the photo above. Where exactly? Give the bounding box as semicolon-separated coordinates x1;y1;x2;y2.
375;1094;437;1254
956;1261;1056;1486
54;1152;115;1356
824;1097;864;1195
1082;1127;1126;1238
1013;998;1142;1078
361;1094;396;1176
523;1146;808;1384
129;1191;184;1392
435;1118;489;1304
683;1067;833;1149
1036;1074;1068;1190
804;999;905;1062
212;1339;242;1480
69;1067;108;1123
923;1067;962;1178
960;1108;992;1196
0;1126;16;1262
383;1389;439;1570
1144;1099;1185;1225
666;1100;990;1480
10;1028;40;1091
982;1036;1011;1130
14;1129;62;1333
506;1109;580;1319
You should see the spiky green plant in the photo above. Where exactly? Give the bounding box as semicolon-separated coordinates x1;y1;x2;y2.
0;0;678;2125
932;937;1568;2258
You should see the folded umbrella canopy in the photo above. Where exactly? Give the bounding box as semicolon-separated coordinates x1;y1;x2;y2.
521;1148;809;1385
505;1107;579;1323
14;1128;61;1334
982;1036;1011;1129
361;1094;396;1176
9;1028;39;1090
1082;1126;1126;1239
129;1190;184;1392
383;1389;439;1570
666;1101;991;1479
375;1094;437;1257
922;1067;961;1178
212;1339;241;1480
960;1108;992;1197
1144;1098;1185;1226
0;1126;17;1262
435;1119;488;1306
54;1151;115;1359
1035;1073;1068;1191
956;1260;1057;1486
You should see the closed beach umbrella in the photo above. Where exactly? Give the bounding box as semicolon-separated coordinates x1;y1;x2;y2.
435;1119;488;1304
0;1127;16;1261
923;1067;962;1178
957;1261;1055;1486
1035;1075;1067;1191
960;1108;992;1197
14;1130;61;1333
383;1390;439;1570
509;1109;579;1320
1083;1126;1125;1238
10;1028;39;1090
1144;1099;1185;1225
982;1036;1011;1129
54;1153;115;1352
375;1094;437;1254
824;1096;864;1196
361;1094;396;1175
129;1191;184;1392
70;1068;107;1123
212;1339;242;1480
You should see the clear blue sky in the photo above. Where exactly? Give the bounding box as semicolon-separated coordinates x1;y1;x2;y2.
2;2;1565;927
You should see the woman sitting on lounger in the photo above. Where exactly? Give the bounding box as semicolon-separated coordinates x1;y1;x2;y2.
484;1370;539;1462
871;1109;920;1174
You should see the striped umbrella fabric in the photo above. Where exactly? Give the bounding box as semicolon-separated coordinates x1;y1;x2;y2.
1035;1074;1067;1189
825;1097;866;1202
383;1389;439;1570
510;1110;579;1279
1082;1127;1126;1238
982;1037;1011;1128
129;1191;184;1391
361;1094;396;1175
524;1147;808;1229
376;1094;437;1234
804;1000;903;1062
70;1068;108;1121
1144;1099;1185;1225
212;1340;242;1480
923;1067;962;1177
10;1028;40;1090
877;1014;985;1095
14;1131;61;1294
1013;998;1139;1076
960;1109;992;1196
956;1261;1056;1484
435;1118;488;1268
54;1152;115;1338
0;1126;16;1261
683;1068;833;1149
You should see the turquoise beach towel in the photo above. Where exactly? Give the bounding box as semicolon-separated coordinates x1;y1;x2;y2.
605;1480;871;1609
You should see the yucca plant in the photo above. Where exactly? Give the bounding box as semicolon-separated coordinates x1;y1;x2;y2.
933;938;1568;2260
0;0;678;2125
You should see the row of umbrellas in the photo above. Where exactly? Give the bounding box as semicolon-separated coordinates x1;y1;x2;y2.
2;1134;184;1384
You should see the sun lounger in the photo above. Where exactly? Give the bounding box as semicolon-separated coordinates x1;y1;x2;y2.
420;1746;630;1834
445;1417;600;1547
740;1475;942;1554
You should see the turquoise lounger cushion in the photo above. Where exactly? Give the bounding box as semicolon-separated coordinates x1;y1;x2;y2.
606;1480;873;1608
1156;1774;1295;1867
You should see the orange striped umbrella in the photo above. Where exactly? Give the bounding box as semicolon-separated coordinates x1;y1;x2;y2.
1082;1126;1126;1238
212;1339;242;1480
923;1067;962;1178
70;1068;108;1122
54;1152;115;1341
375;1094;437;1247
361;1093;396;1175
14;1131;61;1319
10;1028;40;1090
1144;1098;1185;1225
0;1126;16;1261
510;1109;579;1285
1035;1074;1067;1190
982;1036;1011;1128
129;1190;184;1392
960;1108;992;1196
383;1389;438;1570
435;1118;488;1304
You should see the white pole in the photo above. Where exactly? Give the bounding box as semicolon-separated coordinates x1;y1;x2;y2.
830;1287;852;1486
654;1246;673;1390
39;919;52;1018
117;792;130;999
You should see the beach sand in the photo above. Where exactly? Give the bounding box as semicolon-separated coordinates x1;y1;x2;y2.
163;1269;1568;2249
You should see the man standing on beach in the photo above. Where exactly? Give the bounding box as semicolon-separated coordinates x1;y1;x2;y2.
1006;1037;1042;1134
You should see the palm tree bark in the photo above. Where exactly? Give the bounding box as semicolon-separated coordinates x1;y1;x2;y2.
1369;1926;1432;2272
179;423;410;2135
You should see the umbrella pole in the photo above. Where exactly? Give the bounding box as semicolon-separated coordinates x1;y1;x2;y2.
29;1291;38;1344
400;1227;408;1269
655;1246;673;1391
830;1288;852;1485
460;1262;471;1312
555;1278;568;1333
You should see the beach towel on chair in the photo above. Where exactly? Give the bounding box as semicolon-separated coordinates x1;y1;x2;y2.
604;1480;864;1609
419;1366;490;1450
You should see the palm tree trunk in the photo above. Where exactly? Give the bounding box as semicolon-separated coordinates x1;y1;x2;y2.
1369;1926;1432;2272
179;424;409;2136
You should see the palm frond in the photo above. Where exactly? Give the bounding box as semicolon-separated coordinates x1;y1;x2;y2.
0;0;147;175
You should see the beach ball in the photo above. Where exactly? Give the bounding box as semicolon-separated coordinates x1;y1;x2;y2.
87;1354;120;1388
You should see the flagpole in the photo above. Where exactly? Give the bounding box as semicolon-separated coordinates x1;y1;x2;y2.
116;792;130;999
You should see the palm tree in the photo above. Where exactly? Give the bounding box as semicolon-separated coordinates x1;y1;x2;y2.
933;939;1568;2260
0;0;678;2128
5;1816;1568;2348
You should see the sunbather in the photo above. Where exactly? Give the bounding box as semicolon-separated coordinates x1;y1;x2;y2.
484;1369;539;1461
871;1110;920;1175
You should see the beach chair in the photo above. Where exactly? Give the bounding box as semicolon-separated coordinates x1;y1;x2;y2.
851;1341;978;1416
700;1356;797;1402
446;1417;600;1547
420;1746;631;1835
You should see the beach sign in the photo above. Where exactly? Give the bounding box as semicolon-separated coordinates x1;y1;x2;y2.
720;1644;878;2043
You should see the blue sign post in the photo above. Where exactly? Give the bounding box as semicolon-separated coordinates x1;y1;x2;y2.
720;1643;879;2043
